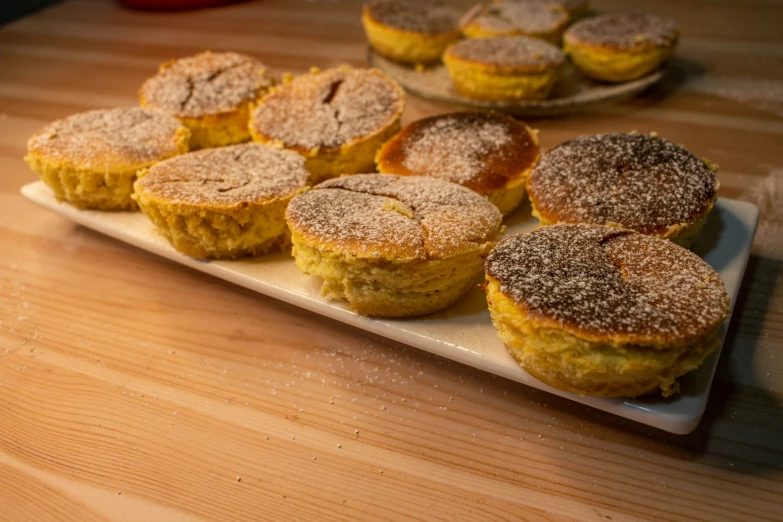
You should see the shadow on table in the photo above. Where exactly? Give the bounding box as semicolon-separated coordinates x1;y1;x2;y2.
549;254;783;477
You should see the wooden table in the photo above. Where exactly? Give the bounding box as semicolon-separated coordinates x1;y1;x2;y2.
1;0;782;520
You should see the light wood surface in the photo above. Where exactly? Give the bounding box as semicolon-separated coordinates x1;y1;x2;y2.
1;0;782;520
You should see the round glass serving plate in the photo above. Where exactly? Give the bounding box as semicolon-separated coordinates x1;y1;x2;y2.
368;48;667;117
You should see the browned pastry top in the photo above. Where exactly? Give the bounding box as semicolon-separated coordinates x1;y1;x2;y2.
485;224;730;343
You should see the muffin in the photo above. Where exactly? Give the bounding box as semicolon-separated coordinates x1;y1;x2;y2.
362;0;461;65
526;133;718;247
25;107;189;211
133;143;309;259
461;0;569;44
485;224;731;397
285;174;502;317
563;12;678;82
443;36;565;101
249;66;405;184
375;111;540;215
139;51;274;149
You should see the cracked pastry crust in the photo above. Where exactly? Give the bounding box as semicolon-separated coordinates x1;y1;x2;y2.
25;107;190;210
285;174;502;317
484;224;731;397
526;133;718;247
361;0;461;65
375;111;540;216
133;142;309;259
138;50;274;149
563;13;678;82
249;66;405;185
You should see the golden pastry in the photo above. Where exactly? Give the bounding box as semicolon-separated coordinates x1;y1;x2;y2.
139;50;274;149
376;111;540;215
249;66;405;184
362;0;461;65
563;12;678;82
461;0;569;44
25;107;189;210
443;36;565;101
485;224;731;397
526;133;718;247
133;143;309;259
286;174;502;317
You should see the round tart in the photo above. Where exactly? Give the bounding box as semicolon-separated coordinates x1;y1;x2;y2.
249;66;405;184
25;107;189;211
485;224;731;397
375;111;540;215
461;0;569;44
526;133;718;247
133;143;309;259
285;174;502;317
362;0;461;65
139;51;274;149
443;36;565;101
563;12;678;82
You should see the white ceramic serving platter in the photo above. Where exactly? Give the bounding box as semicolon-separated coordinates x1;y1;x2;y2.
22;181;758;434
368;49;667;117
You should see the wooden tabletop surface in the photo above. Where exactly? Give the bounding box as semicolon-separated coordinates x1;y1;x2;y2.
1;0;782;520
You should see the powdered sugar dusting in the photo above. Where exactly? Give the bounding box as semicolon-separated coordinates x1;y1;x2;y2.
527;133;718;234
366;0;460;34
27;107;186;169
379;112;538;193
135;143;308;206
251;67;404;150
140;51;273;118
286;174;501;259
447;36;564;70
485;224;730;338
466;0;568;35
565;12;678;49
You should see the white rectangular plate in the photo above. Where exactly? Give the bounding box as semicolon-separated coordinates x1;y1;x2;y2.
22;181;759;434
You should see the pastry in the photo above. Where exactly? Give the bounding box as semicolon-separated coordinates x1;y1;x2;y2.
249;66;405;184
375;111;540;215
461;0;569;44
443;36;565;101
526;133;718;247
139;50;274;149
285;174;502;317
563;12;678;82
484;224;731;397
133;142;309;259
362;0;461;65
25;107;189;210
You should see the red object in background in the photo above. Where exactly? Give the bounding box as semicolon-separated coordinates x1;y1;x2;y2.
116;0;245;11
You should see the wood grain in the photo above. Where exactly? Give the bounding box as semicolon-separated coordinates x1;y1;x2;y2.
1;0;782;520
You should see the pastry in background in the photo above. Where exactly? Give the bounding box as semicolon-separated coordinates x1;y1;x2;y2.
139;51;274;149
460;0;569;44
133;143;309;259
25;107;189;211
362;0;461;65
526;132;718;247
443;36;565;101
376;111;540;216
285;174;502;317
249;66;405;185
485;224;731;397
563;12;678;82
